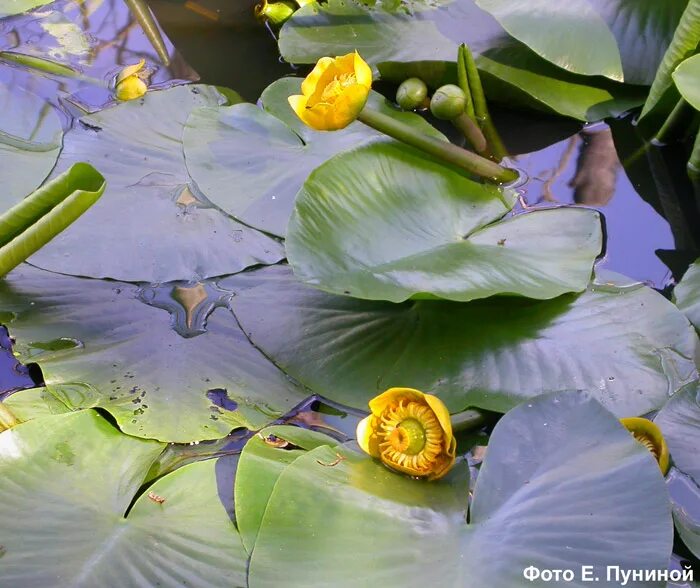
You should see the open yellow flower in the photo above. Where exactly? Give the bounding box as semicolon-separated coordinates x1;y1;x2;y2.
288;51;372;131
115;59;148;101
620;417;669;475
356;387;457;480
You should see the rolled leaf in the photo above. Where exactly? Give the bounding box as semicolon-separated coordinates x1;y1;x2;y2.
0;163;105;277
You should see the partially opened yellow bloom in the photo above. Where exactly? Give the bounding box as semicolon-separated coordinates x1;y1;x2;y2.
620;417;669;475
357;387;457;480
288;52;372;131
115;59;148;101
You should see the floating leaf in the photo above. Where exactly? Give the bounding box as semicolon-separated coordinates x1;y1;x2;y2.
0;264;307;442
244;393;672;586
475;0;623;81
183;78;445;237
0;82;63;209
0;163;105;277
27;84;283;282
0;0;53;17
287;141;602;302
0;410;247;586
674;258;700;332
230;265;698;417
673;54;700;111
279;0;646;121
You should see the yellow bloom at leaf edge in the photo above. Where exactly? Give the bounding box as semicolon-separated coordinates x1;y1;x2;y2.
288;52;372;131
115;59;148;101
357;387;457;480
620;417;669;475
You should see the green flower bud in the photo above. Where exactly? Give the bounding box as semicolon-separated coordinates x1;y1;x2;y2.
396;77;428;111
430;84;467;120
255;0;296;26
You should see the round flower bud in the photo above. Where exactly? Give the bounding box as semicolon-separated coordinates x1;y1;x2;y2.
395;77;428;111
430;84;466;120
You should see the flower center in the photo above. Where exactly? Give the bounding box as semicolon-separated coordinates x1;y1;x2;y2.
377;400;444;474
631;431;660;460
388;418;426;455
321;72;357;103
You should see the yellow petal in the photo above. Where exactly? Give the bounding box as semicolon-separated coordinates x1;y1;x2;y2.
620;417;669;475
331;83;369;129
300;101;338;131
301;56;335;97
115;76;147;101
423;393;454;446
353;51;373;88
115;59;145;86
427;449;457;481
288;93;308;122
356;415;381;458
368;387;427;417
334;52;356;74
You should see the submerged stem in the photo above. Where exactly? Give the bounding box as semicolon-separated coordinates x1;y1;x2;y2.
357;107;517;184
654;98;695;145
450;409;487;433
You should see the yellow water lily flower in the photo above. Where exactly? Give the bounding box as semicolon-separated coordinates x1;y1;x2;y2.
356;387;457;480
115;59;148;101
288;51;372;131
620;417;669;475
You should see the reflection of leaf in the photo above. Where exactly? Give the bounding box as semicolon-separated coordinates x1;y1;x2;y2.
0;410;248;586
288;141;602;302
0;82;63;209
242;393;672;586
0;264;307;442
231;265;699;417
28;84;284;283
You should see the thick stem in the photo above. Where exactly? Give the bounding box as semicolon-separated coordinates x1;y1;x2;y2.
654;98;695;145
459;43;508;162
357;107;518;184
452;112;488;155
450;409;487;433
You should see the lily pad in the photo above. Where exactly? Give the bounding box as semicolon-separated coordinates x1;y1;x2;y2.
244;393;672;586
0;82;63;208
0;264;307;442
673;54;700;111
0;0;53;17
183;77;445;237
287;141;602;302
27;84;284;283
0;410;248;586
230;265;699;417
674;258;700;332
279;0;646;121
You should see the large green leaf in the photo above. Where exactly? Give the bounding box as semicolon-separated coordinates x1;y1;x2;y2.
475;0;623;81
0;82;63;208
26;84;283;283
279;0;646;121
673;54;700;111
183;78;445;237
287;141;601;302
245;393;672;586
674;258;700;332
0;264;307;442
230;265;699;416
0;0;53;17
0;410;248;586
640;0;700;121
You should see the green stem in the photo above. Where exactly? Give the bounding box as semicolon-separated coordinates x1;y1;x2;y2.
456;46;476;122
450;409;487;433
689;127;700;183
124;0;170;66
0;403;19;431
654;98;695;145
452;112;488;155
357;107;517;184
459;43;508;162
